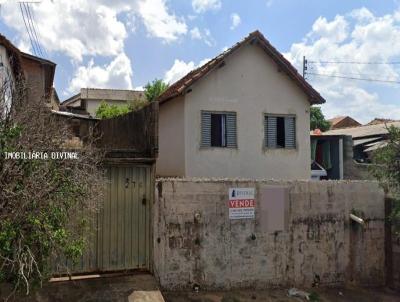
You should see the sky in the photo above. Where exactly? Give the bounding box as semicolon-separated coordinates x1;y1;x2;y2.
1;0;400;123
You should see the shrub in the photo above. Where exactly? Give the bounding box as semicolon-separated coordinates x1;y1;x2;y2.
0;79;104;295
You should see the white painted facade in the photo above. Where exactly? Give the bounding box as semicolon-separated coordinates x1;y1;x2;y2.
0;45;15;113
157;42;312;180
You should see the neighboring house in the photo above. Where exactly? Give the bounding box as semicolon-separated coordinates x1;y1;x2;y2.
20;52;57;109
0;34;23;110
61;88;145;117
328;116;361;129
310;132;354;180
0;34;57;109
324;121;400;162
156;30;325;179
367;118;398;125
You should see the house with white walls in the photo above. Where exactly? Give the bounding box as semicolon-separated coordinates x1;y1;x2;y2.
156;31;325;179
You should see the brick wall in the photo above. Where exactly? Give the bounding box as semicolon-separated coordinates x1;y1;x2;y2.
21;58;46;103
153;179;385;290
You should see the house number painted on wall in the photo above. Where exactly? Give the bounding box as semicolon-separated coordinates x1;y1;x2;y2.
228;188;255;219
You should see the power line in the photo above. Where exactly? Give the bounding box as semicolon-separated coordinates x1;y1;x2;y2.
308;68;398;78
19;2;39;56
19;2;46;58
308;60;400;65
307;72;400;84
23;2;44;57
27;2;47;57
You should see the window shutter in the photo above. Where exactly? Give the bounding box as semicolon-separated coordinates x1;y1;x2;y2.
284;116;296;148
226;113;237;148
201;111;211;147
265;116;277;148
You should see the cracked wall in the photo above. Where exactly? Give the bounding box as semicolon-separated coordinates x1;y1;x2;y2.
153;180;385;290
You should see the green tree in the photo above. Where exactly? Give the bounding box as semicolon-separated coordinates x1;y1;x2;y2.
144;79;169;102
95;101;131;119
310;106;331;131
370;125;400;237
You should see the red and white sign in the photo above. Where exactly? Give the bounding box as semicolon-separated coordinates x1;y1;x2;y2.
228;188;255;219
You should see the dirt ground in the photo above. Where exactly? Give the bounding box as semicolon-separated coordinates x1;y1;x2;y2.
0;272;164;302
163;287;400;302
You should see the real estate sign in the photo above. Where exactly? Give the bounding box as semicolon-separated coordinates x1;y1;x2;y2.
228;188;255;219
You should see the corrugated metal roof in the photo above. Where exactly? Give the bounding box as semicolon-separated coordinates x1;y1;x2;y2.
352;137;382;146
51;110;98;120
323;121;400;138
364;141;388;152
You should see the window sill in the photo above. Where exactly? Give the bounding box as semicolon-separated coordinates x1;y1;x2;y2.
263;147;297;152
200;146;238;150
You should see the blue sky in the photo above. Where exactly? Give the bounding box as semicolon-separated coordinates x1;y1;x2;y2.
1;0;400;122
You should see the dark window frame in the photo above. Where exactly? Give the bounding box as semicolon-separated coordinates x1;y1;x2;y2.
201;110;237;149
264;114;296;150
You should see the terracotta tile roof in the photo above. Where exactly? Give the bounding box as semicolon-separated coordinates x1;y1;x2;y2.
367;118;399;125
328;116;361;129
328;116;347;125
158;30;325;105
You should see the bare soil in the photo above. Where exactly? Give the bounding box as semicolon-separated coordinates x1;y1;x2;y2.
163;287;400;302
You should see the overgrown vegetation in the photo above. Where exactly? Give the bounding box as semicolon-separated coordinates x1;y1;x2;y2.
95;101;131;119
144;79;169;102
370;125;400;237
95;79;169;119
0;78;104;296
310;106;331;132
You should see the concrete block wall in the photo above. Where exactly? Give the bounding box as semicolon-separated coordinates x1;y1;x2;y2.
153;179;385;290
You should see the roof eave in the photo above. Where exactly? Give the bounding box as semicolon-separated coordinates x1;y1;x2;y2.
157;30;326;106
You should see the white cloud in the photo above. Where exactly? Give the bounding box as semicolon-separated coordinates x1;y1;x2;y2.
164;58;210;84
192;0;221;13
1;1;128;62
68;53;133;94
230;13;241;30
137;0;187;43
164;59;196;84
310;15;349;43
350;7;375;23
1;0;190;95
190;27;202;40
189;27;215;46
285;8;400;123
1;0;188;61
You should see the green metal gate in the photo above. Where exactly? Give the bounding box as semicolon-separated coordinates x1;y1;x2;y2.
54;165;152;274
99;165;151;271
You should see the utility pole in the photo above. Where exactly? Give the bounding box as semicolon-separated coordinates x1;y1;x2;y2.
302;56;307;79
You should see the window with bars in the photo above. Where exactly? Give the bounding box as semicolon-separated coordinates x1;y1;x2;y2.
201;111;237;148
265;115;296;149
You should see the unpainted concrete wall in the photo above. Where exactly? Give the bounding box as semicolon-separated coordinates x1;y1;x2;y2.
153;179;385;290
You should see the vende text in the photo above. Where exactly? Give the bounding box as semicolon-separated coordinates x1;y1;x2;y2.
229;199;255;208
